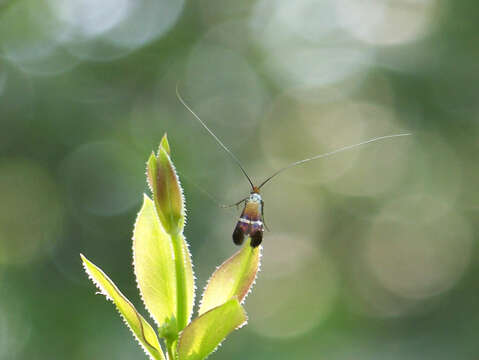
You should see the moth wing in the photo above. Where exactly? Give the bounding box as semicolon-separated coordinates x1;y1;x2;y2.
250;230;263;247
232;222;246;245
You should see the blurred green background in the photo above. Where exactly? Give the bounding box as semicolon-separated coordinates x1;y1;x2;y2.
1;0;478;359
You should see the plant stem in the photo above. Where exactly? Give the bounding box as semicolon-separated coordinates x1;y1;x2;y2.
171;232;187;331
166;339;176;360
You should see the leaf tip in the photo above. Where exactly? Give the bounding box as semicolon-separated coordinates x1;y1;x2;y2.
159;133;171;155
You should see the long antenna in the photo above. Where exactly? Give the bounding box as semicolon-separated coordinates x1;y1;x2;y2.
176;84;255;190
258;133;411;189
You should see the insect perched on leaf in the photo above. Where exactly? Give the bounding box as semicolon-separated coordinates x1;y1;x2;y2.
176;86;410;248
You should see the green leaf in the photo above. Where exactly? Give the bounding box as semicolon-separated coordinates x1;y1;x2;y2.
146;138;185;235
177;298;247;360
199;241;261;315
144;136;194;333
133;194;177;330
146;152;158;195
181;234;196;325
80;254;165;360
134;195;195;336
159;133;171;155
158;147;184;232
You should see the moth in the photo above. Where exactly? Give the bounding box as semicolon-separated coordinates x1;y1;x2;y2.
176;87;410;247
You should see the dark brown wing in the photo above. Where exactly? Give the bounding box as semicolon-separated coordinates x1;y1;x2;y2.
233;223;245;245
250;230;263;247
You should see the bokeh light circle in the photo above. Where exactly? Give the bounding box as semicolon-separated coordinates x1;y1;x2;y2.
250;0;374;96
261;97;363;186
47;0;185;61
185;43;267;136
61;141;144;216
321;102;411;196
364;208;473;300
0;1;60;64
336;0;439;46
248;233;338;338
105;0;185;49
261;98;408;192
0;0;79;76
49;0;131;39
401;134;463;203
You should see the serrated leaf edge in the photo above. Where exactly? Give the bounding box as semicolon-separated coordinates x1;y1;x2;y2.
146;152;156;195
146;148;187;233
132;195;196;330
199;311;248;360
132;194;175;329
182;234;197;324
198;244;262;315
80;254;164;360
177;299;248;360
164;149;187;229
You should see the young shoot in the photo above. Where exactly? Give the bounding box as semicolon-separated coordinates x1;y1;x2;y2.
81;134;261;360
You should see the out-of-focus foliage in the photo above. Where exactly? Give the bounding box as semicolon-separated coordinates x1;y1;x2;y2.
1;0;479;358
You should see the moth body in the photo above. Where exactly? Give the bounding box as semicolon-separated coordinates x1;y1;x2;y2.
233;190;264;247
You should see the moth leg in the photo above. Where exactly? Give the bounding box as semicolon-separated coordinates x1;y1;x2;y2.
261;200;270;232
220;198;247;209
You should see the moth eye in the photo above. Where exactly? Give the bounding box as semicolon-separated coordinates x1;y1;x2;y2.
233;225;245;246
250;230;263;248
